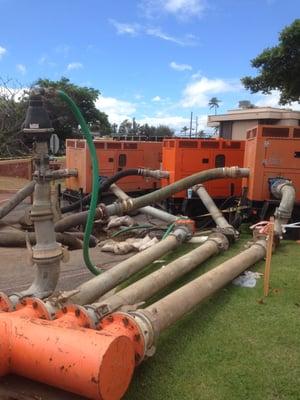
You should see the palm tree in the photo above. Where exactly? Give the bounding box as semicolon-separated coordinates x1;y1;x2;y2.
208;97;221;115
181;126;189;136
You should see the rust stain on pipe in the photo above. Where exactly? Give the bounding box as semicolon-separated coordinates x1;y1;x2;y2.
0;304;137;400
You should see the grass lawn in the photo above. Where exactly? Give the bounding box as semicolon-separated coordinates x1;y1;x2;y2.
124;233;300;400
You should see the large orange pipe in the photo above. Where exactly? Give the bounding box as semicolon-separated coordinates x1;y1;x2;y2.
0;303;140;400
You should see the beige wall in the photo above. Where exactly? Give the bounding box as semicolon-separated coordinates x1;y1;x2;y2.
231;120;259;140
277;119;299;126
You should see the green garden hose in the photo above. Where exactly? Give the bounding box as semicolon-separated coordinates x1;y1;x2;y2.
57;90;100;275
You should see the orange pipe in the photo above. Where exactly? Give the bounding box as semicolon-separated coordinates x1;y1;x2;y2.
0;303;138;400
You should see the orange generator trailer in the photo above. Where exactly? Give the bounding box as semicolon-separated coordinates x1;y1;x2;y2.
65;139;163;196
162;138;245;215
243;124;300;220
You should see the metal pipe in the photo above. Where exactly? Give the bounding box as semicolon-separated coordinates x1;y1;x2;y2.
270;179;296;237
110;184;178;224
194;184;232;229
0;230;83;249
52;231;186;307
61;168;169;214
9;142;63;305
55;167;249;232
88;232;229;319
0;180;35;220
0;305;136;400
137;239;266;338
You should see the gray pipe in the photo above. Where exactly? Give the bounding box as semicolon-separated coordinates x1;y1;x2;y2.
0;180;35;220
193;184;237;239
9;259;60;305
53;231;186;307
9;142;63;305
136;239;266;340
110;184;178;224
55;167;249;232
0;230;83;249
270;179;296;236
88;232;228;319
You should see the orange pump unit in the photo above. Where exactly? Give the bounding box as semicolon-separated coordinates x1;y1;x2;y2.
66;139;163;194
162;138;245;199
243;125;300;203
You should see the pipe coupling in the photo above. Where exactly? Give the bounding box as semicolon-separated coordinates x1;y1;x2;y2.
139;169;170;179
222;166;250;178
129;309;157;360
207;232;230;251
270;179;293;200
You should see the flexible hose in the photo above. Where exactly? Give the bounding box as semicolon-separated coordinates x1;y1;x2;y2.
61;168;142;214
57;90;100;275
55;167;250;233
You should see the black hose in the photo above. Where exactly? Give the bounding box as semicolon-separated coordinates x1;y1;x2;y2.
61;168;141;214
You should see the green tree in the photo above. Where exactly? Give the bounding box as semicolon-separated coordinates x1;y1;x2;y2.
208;97;221;115
36;77;111;140
154;125;174;137
242;19;300;105
118;119;132;135
181;126;189;136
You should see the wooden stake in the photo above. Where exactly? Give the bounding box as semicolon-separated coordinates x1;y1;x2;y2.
264;217;275;297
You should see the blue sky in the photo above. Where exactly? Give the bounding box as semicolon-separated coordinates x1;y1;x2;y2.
0;0;299;132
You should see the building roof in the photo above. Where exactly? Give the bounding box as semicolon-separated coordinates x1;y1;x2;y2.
207;107;300;127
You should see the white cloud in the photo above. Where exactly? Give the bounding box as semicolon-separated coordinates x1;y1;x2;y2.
141;0;206;19
110;19;197;46
16;64;26;75
0;46;7;59
181;76;240;108
138;113;208;132
95;96;136;124
0;86;28;102
170;61;192;71
255;90;300;111
67;62;83;71
152;95;161;102
145;28;196;46
110;19;140;35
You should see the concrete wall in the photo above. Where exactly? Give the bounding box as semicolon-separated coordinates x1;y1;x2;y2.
232;120;259;140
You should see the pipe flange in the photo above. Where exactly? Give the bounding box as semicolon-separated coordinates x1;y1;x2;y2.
207;231;230;251
30;208;53;221
32;243;63;262
274;207;292;220
214;226;239;243
98;312;146;365
270;178;293;199
56;304;94;329
96;203;109;221
0;292;14;312
129;309;157;359
16;297;51;320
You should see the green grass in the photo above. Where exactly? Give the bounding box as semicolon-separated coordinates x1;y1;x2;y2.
124;235;300;400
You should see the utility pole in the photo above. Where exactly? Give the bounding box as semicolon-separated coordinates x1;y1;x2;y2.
189;111;193;138
195;116;198;136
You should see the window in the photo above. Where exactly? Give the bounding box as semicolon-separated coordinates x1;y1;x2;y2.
215;154;225;167
202;158;209;164
118;154;127;167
